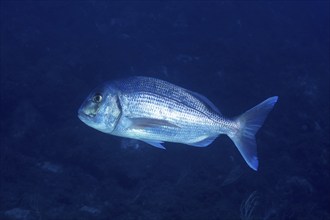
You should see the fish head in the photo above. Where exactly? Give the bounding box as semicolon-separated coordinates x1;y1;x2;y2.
78;83;121;133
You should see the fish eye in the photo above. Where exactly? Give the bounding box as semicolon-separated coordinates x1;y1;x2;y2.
92;93;103;103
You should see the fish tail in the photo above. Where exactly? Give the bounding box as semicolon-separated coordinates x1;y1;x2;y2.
229;96;278;171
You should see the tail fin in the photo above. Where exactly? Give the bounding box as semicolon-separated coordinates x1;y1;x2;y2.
229;96;278;171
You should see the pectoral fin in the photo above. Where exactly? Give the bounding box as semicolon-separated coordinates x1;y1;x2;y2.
128;117;179;129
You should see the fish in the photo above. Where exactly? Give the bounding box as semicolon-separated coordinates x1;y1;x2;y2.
78;76;278;171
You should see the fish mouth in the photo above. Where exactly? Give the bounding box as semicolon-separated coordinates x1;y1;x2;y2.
78;101;100;118
78;111;88;123
78;107;93;124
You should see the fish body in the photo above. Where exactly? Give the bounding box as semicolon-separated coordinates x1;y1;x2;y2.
78;76;278;170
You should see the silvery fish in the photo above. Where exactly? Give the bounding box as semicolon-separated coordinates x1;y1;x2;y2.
78;76;278;171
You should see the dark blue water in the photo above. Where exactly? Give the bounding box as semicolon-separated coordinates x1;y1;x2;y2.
1;1;329;220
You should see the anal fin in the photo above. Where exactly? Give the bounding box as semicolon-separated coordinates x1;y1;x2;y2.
188;135;219;147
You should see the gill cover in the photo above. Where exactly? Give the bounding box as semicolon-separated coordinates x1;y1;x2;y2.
78;84;122;133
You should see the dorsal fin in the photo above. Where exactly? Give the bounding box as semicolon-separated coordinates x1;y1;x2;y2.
186;90;222;115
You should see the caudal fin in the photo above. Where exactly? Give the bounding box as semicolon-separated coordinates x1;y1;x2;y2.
229;96;278;171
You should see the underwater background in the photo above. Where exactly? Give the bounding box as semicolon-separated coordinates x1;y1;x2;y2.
1;1;329;220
